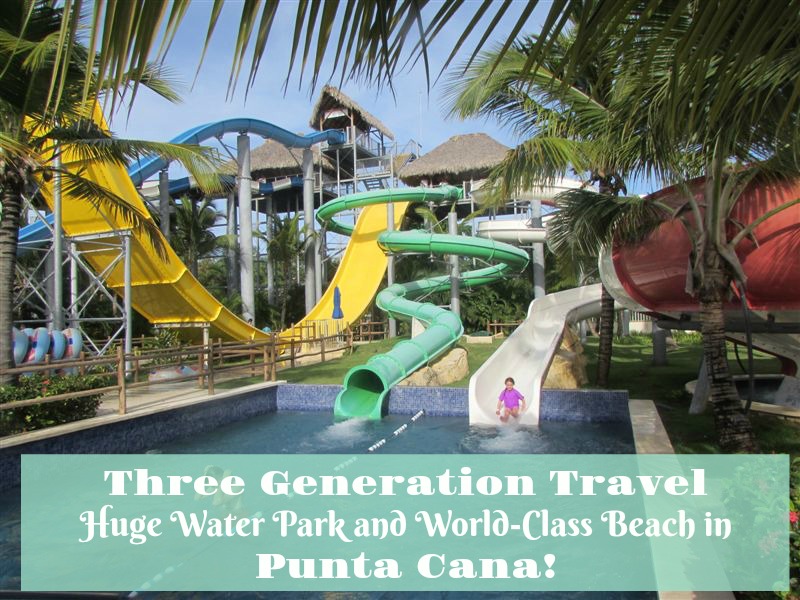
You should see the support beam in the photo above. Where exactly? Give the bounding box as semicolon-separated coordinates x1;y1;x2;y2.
531;199;545;299
69;242;78;329
123;232;133;373
652;323;668;366
226;190;238;296
52;148;64;329
315;149;324;303
158;168;170;242
315;234;323;303
265;197;275;304
237;133;255;323
448;211;460;317
387;202;397;338
303;148;315;314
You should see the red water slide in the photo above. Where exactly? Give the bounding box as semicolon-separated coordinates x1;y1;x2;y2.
604;177;800;372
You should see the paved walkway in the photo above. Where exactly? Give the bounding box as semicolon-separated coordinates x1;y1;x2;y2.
96;344;351;418
97;377;241;417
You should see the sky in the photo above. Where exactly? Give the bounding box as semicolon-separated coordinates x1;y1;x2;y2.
112;2;657;197
113;2;558;184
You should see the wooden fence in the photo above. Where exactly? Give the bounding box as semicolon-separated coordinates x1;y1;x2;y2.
486;321;522;336
0;328;354;419
353;320;387;342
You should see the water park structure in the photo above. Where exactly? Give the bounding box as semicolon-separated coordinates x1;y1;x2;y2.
12;86;800;425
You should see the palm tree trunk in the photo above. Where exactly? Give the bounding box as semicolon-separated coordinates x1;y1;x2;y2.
699;245;758;453
0;168;25;385
596;284;615;387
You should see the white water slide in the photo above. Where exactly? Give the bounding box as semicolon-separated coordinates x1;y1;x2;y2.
475;218;547;244
469;179;603;425
468;283;603;425
729;333;800;373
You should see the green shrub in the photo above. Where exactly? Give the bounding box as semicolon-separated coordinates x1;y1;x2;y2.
0;372;111;435
613;333;652;345
672;330;702;345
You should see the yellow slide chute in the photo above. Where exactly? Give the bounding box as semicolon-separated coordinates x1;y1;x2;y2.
38;107;403;342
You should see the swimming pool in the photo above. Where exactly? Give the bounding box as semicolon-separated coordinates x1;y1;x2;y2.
153;412;636;455
0;384;644;597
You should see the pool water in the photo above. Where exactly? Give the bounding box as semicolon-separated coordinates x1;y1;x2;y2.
152;411;636;455
1;412;641;597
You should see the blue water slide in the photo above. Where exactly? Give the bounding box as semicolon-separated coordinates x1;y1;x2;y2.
128;118;347;186
18;213;55;254
165;174;303;197
19;118;344;249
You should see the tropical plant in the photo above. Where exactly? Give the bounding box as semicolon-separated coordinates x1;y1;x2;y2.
260;213;304;329
0;1;224;384
444;27;654;389
547;190;667;385
447;6;800;452
597;8;800;453
170;196;222;277
0;371;112;435
460;277;533;332
29;1;800;132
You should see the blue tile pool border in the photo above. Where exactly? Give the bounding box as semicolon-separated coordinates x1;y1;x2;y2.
0;384;629;491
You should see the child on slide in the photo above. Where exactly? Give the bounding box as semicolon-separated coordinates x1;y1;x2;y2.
496;377;525;422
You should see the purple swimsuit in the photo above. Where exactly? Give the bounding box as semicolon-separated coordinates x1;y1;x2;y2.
499;388;524;409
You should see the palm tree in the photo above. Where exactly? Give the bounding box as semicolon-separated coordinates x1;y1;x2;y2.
262;213;304;329
444;28;650;388
28;1;800;132
546;187;668;358
594;8;800;453
447;8;800;452
170;196;223;277
0;1;224;383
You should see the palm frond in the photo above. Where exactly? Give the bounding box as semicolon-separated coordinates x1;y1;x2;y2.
57;167;166;258
0;132;35;161
109;62;184;106
547;188;668;258
38;127;227;195
412;205;446;233
475;137;590;209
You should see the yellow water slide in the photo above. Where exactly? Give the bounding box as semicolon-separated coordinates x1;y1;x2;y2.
38;110;403;343
288;202;409;339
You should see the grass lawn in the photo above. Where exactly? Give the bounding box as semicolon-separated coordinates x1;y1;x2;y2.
581;333;800;455
215;337;505;389
217;331;800;455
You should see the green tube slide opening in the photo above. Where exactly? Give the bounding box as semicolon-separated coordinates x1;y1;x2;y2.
334;367;389;420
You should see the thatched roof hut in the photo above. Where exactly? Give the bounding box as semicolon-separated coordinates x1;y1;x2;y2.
398;133;509;186
232;139;336;180
309;85;394;140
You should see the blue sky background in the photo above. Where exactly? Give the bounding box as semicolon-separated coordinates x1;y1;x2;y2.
114;2;654;196
116;3;529;151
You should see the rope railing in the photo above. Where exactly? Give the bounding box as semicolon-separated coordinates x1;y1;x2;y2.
367;409;425;452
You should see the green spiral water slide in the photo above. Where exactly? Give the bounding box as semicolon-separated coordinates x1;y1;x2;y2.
316;185;530;420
